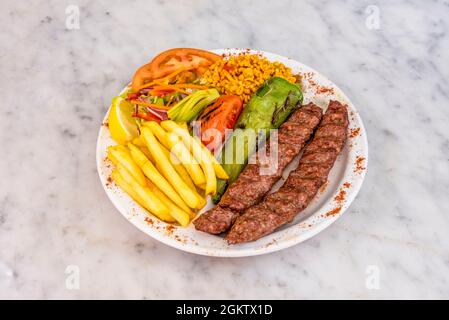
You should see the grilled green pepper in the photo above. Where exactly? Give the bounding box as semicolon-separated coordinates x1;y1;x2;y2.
212;77;303;203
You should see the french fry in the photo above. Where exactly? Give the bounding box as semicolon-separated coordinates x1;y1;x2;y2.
194;191;207;210
116;164;174;222
142;121;171;147
143;121;206;186
111;169;145;207
159;149;206;211
178;121;188;131
127;143;148;167
161;120;216;195
107;146;119;165
133;136;146;147
135;143;202;215
109;147;147;187
141;127;201;209
166;131;208;187
175;125;229;180
139;142;202;211
115;144;130;153
197;137;229;180
138;139;197;193
110;142;206;211
137;144;156;164
159;145;196;191
138;146;153;160
147;180;190;227
128;143;192;214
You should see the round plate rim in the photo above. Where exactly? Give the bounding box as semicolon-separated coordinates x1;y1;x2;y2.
96;48;368;257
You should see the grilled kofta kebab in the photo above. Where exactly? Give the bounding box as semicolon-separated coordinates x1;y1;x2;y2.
226;100;349;244
194;103;323;234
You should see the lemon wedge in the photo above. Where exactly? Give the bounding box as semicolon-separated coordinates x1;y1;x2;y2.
108;96;139;144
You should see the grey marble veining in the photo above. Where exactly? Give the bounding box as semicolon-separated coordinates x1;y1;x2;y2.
0;0;448;299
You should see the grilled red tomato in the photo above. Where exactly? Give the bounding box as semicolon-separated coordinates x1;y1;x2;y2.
197;95;243;152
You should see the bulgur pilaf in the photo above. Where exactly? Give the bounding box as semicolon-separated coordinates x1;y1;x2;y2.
201;54;297;103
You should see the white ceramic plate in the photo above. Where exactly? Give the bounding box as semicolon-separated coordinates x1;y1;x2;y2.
96;48;368;257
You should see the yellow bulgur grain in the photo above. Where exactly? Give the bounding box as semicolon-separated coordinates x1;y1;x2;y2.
201;54;297;103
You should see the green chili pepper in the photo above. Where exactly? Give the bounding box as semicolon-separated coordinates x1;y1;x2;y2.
212;77;303;203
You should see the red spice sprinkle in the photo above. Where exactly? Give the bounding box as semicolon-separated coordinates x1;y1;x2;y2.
349;127;361;138
102;122;109;128
303;72;314;80
104;157;112;169
144;217;154;225
308;78;318;87
343;182;351;189
354;156;366;173
302;73;334;95
165;225;176;234
334;190;346;202
316;86;334;95
326;206;342;217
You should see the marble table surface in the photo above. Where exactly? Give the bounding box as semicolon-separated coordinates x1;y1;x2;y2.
1;0;448;299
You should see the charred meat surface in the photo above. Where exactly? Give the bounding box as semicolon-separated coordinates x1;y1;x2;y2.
194;104;323;234
226;100;349;244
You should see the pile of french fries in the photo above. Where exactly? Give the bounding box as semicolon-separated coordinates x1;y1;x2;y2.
108;120;228;227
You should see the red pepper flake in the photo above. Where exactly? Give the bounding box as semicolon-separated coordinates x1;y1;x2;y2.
349;127;361;138
104;157;112;169
326;206;342;217
334;189;346;202
316;86;334;95
302;74;334;95
303;72;314;80
354;156;366;173
105;176;113;187
350;112;355;121
343;182;351;189
165;225;176;235
144;217;154;225
308;78;318;87
174;235;187;244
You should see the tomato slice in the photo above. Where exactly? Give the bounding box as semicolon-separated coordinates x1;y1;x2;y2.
197;95;243;152
132;48;222;91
